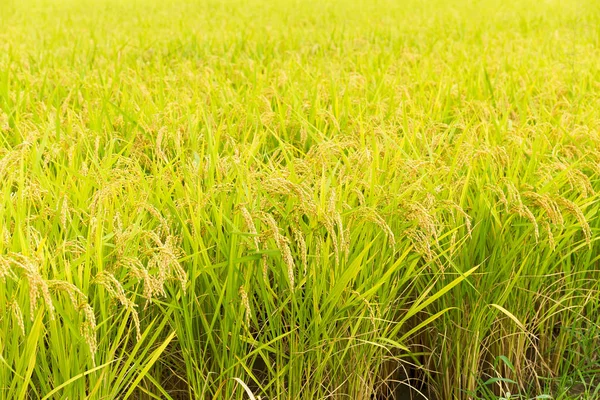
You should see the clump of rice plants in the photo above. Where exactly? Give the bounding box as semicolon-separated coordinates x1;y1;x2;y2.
1;0;600;398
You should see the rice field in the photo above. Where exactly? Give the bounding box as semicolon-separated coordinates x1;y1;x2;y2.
1;0;600;398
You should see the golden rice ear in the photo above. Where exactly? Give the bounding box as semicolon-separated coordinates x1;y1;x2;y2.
258;212;296;291
113;212;126;260
8;300;25;336
144;230;187;294
509;204;539;242
93;271;133;308
280;239;296;291
93;271;141;340
404;228;434;262
486;184;509;210
261;241;270;283
0;255;11;283
544;161;595;198
94;136;101;159
8;253;55;321
120;257;165;302
0;146;23;181
260;176;318;217
501;178;523;205
403;201;438;241
164;235;187;292
238;204;260;251
352;187;366;206
79;303;98;360
2;225;10;248
322;215;340;267
0;109;8;131
327;188;344;265
353;207;395;248
441;200;473;238
137;202;171;237
155;127;167;162
556;197;592;247
522;192;563;226
350;289;379;330
569;168;594;198
47;280;98;360
79;159;89;176
542;221;556;251
290;224;308;276
239;286;251;327
59;195;71;230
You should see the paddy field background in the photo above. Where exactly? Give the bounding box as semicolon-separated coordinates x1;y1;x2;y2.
1;0;600;398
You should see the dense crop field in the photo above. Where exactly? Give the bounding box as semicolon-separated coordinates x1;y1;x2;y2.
2;0;600;398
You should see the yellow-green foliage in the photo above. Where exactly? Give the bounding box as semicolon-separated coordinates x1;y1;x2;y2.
1;0;600;398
